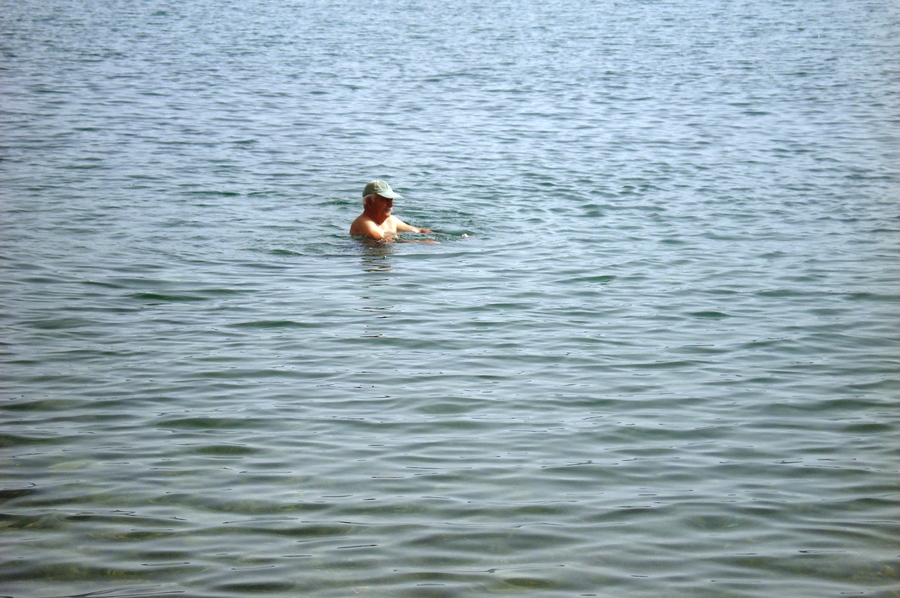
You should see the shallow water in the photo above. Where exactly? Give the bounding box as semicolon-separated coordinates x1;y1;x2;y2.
2;0;899;596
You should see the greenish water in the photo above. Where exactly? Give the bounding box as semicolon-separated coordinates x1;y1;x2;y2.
2;0;899;596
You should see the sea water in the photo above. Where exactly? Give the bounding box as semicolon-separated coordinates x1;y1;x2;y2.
2;0;899;596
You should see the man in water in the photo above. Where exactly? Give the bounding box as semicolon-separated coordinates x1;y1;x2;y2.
350;180;432;241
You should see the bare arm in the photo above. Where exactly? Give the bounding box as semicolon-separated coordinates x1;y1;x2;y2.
394;218;432;234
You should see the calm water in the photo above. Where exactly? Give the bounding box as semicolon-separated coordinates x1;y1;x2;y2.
2;0;899;596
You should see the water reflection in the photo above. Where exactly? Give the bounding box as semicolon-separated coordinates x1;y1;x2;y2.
358;241;394;273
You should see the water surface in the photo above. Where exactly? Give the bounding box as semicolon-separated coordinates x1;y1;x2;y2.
2;0;899;596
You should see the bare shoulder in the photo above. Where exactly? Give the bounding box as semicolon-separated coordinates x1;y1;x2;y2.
350;215;384;239
349;213;371;235
385;215;405;231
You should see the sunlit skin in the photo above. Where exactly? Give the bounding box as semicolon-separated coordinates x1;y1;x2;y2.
350;195;432;241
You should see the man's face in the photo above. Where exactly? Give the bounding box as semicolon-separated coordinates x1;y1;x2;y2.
373;195;393;218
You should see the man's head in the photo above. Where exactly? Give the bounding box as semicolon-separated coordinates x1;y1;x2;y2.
362;180;402;224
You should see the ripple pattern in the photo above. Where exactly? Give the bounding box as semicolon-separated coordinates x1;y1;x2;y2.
2;0;899;596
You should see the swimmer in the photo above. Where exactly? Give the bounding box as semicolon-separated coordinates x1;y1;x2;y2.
350;180;432;241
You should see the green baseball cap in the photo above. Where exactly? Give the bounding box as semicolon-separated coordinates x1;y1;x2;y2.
363;180;403;200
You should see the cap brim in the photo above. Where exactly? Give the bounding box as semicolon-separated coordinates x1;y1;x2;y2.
378;191;402;199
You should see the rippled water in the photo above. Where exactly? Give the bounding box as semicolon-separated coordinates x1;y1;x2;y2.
2;0;899;596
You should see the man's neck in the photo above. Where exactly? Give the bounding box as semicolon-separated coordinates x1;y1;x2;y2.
364;207;388;225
